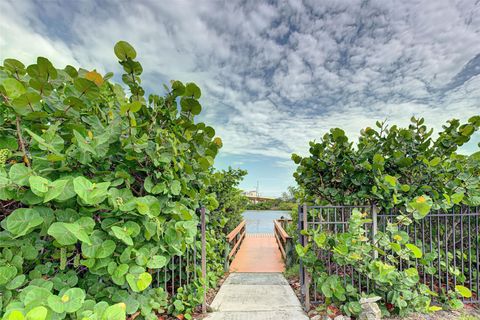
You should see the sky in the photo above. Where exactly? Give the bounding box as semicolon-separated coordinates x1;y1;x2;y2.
1;0;479;197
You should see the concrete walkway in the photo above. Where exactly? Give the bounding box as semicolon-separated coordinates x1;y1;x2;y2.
229;234;284;272
205;273;308;320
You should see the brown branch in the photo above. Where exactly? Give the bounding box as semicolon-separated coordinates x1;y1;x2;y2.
15;115;30;168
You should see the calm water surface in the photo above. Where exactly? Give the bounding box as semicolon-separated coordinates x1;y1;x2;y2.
242;210;291;233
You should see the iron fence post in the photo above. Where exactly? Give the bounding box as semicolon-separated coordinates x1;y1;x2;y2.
372;203;378;259
201;207;207;314
302;203;310;311
298;205;304;304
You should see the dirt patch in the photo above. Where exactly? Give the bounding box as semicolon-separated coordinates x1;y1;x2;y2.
385;305;480;320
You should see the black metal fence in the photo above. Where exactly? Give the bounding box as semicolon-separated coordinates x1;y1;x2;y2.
298;204;480;308
153;207;207;312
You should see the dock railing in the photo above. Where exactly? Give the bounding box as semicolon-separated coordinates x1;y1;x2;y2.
274;218;294;268
224;220;247;271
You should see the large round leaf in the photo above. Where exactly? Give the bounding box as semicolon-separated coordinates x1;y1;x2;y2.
114;41;137;60
2;78;25;99
61;288;86;313
5;208;43;237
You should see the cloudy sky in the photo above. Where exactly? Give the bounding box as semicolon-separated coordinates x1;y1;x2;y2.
1;0;479;197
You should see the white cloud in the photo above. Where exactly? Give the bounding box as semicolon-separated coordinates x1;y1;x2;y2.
1;0;479;168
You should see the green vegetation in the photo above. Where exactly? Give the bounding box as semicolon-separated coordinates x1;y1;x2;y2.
293;117;480;208
246;198;296;211
246;186;297;211
292;118;480;317
208;167;249;233
0;41;244;320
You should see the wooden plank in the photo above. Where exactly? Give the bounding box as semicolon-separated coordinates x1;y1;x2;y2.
227;220;246;242
274;220;291;242
274;231;286;259
228;230;246;259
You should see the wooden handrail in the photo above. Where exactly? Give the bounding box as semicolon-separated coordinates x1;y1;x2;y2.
228;230;246;259
274;220;291;242
273;219;294;267
224;220;247;271
227;220;246;242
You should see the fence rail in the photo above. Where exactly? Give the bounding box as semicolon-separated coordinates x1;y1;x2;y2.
274;218;294;268
225;220;246;270
298;204;480;308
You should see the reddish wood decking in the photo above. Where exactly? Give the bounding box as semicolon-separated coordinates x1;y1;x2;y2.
229;234;285;273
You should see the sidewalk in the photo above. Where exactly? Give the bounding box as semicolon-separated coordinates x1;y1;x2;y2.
205;273;308;320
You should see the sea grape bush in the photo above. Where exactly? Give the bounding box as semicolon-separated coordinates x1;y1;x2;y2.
296;205;473;317
0;41;223;319
292;118;480;316
292;117;480;209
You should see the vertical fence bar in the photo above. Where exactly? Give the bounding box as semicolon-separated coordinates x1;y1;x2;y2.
298;205;304;305
475;207;479;302
200;207;207;314
303;203;310;310
372;203;378;259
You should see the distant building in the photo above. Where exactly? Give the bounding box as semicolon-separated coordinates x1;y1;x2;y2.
242;190;274;204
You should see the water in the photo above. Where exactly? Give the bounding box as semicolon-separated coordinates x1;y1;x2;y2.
242;210;291;233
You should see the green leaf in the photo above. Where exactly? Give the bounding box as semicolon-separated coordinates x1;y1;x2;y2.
61;288;86;313
171;180;181;196
114;41;137;60
112;264;129;286
102;303;126;320
29;176;50;196
384;175;397;187
9;163;31;186
6;274;26;289
4;58;26;74
451;192;464;205
48;221;91;245
44;179;68;202
111;226;133;245
455;285;472;298
409;195;432;219
171;80;185;96
73;176;110;205
180;97;201;115
184;82;201;99
37;57;57;80
2;78;26;99
12;92;42;115
5;310;25;320
126;272;152;292
47;295;65;313
373;153;384;165
429;157;441;167
25;306;48;320
428;305;442;312
5;208;43;237
0;265;17;285
146;255;167;269
405;243;422;258
0;136;19;150
24;286;51;306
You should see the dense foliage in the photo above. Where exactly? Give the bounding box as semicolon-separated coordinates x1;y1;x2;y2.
0;41;223;320
293;117;480;208
246;198;296;211
292;118;480;317
207;167;248;233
